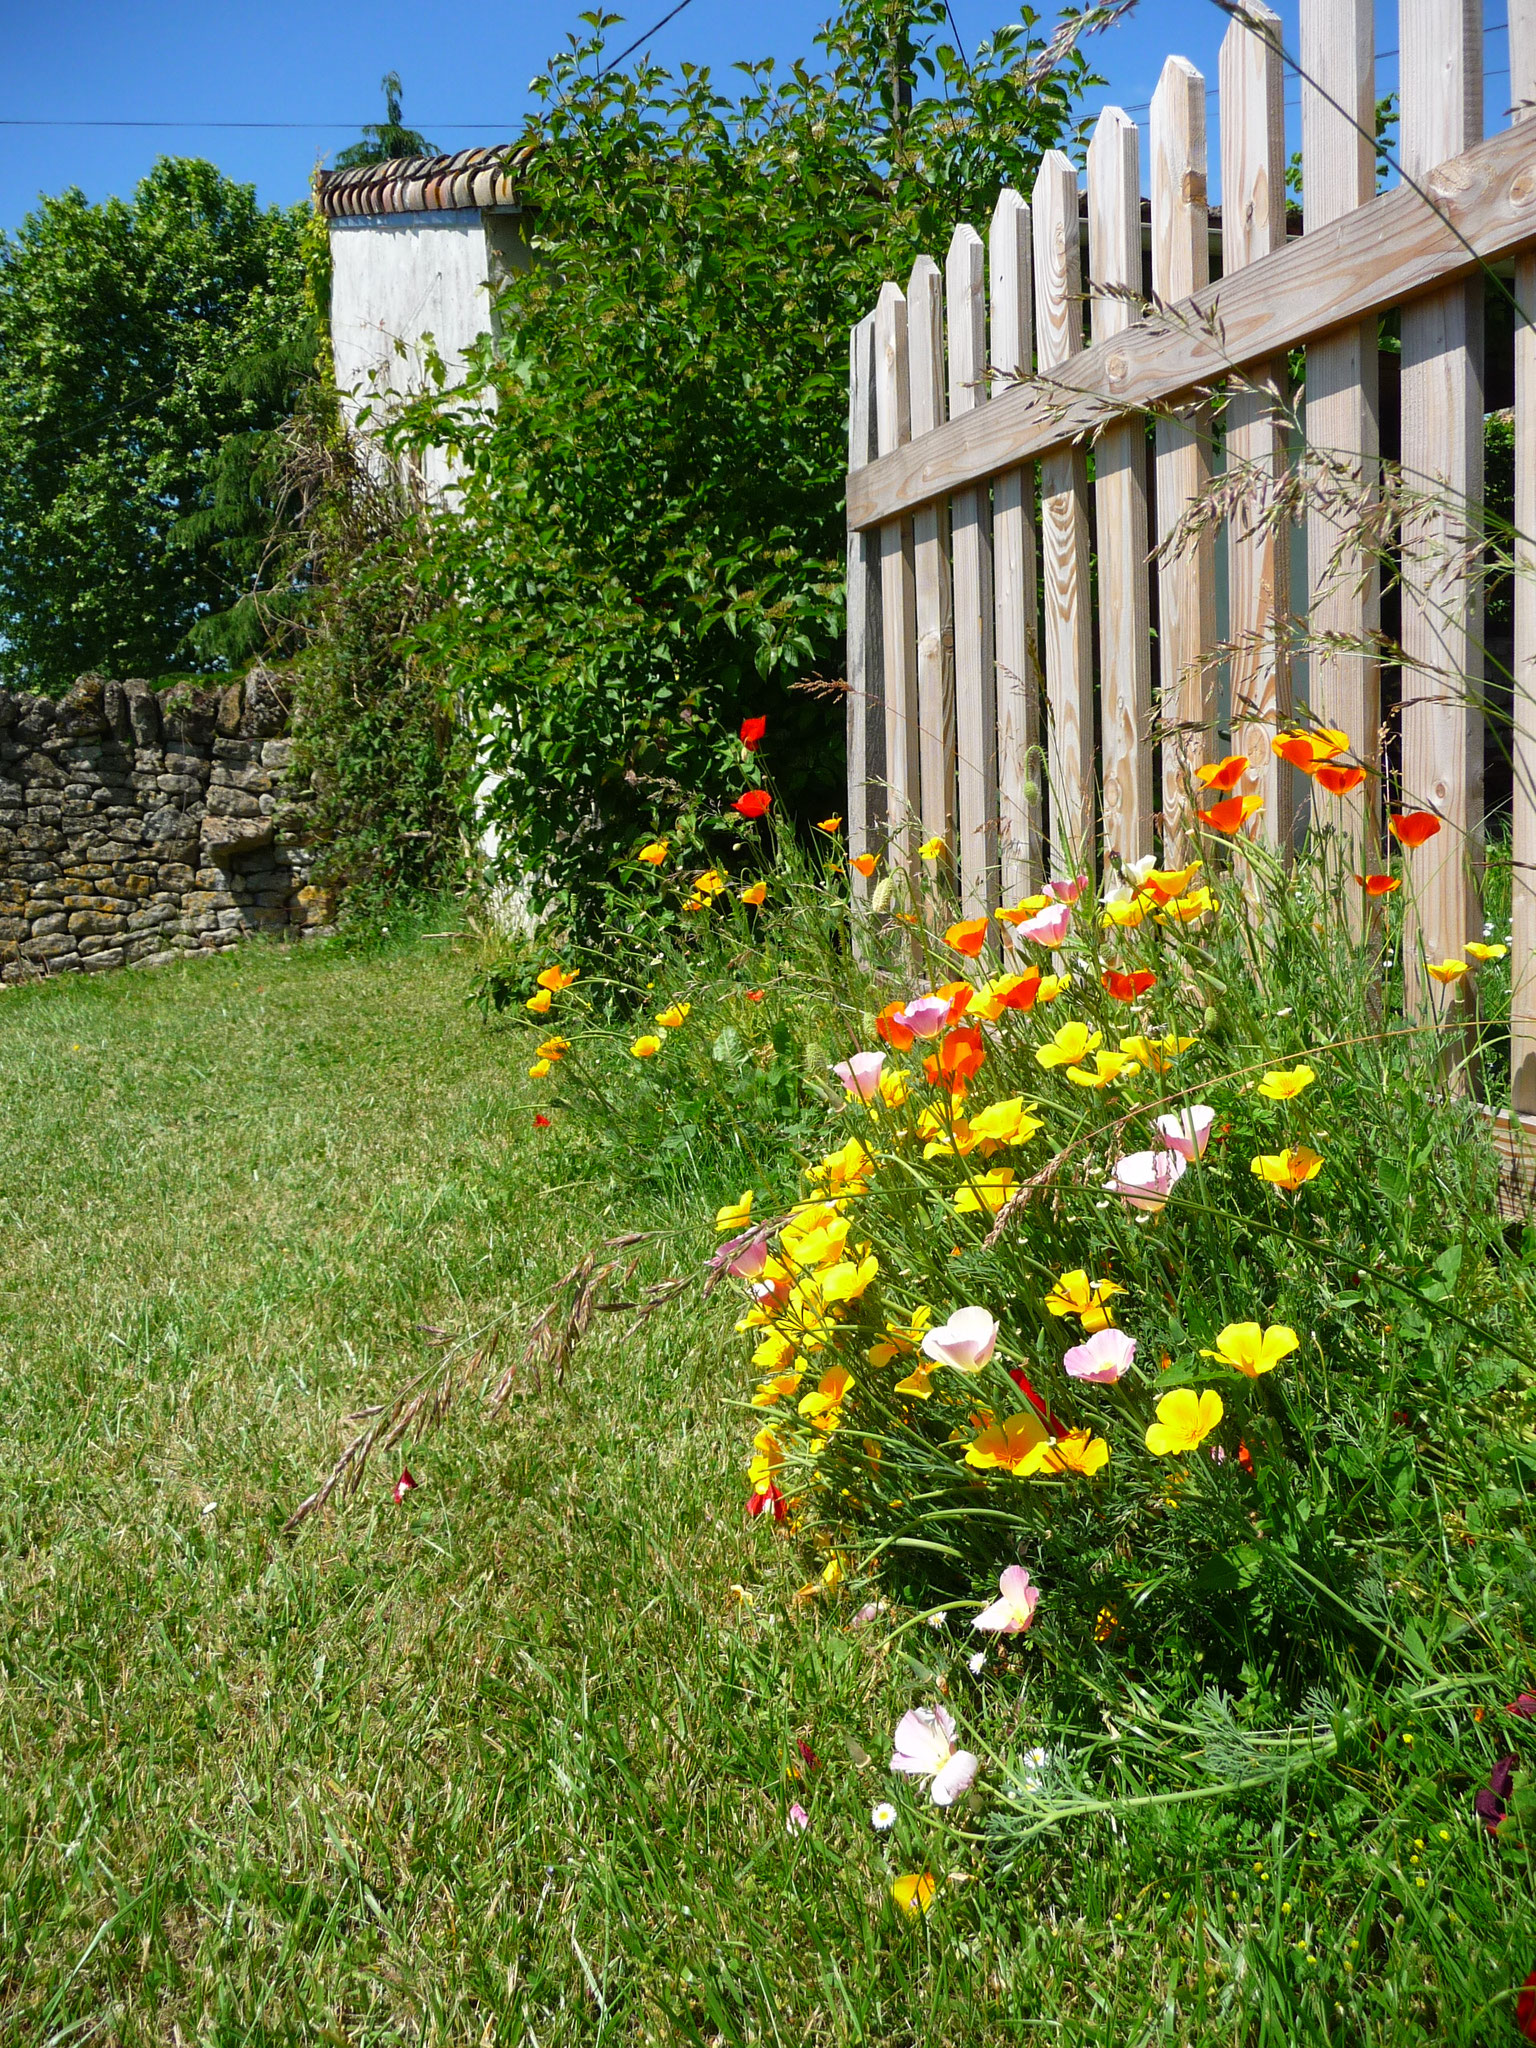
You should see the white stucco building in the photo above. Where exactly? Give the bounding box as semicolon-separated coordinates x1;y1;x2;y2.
316;145;533;494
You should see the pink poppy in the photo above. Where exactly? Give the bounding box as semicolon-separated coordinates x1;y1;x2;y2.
1047;874;1089;904
393;1470;417;1504
972;1565;1041;1635
1105;1148;1188;1215
895;993;954;1040
1154;1105;1215;1160
1063;1329;1136;1383
1016;902;1072;947
889;1706;980;1806
833;1050;887;1101
786;1802;810;1834
921;1306;998;1374
727;1233;771;1280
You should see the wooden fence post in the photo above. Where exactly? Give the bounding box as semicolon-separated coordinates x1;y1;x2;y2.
874;280;922;882
1151;56;1217;864
948;224;998;915
1512;0;1536;1108
990;187;1042;901
1301;0;1380;890
906;255;956;875
1220;0;1294;851
1089;106;1154;865
1399;0;1484;1016
847;311;885;903
1032;151;1095;877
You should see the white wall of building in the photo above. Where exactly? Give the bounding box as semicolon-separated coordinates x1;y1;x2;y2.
328;208;527;495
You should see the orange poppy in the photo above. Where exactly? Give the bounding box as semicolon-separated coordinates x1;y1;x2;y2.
1356;873;1402;897
851;852;879;877
875;1001;915;1050
923;1025;986;1091
1101;968;1155;1001
1194;755;1249;792
992;967;1042;1012
935;980;976;1023
1388;811;1441;848
1272;727;1347;772
1313;764;1367;796
1200;792;1264;833
944;917;990;958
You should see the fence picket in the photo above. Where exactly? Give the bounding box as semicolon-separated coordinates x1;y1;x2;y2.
1151;56;1217;863
906;255;956;870
1220;1;1293;850
1399;0;1484;1015
947;225;998;914
1089;107;1154;864
1512;0;1536;1108
874;280;921;878
1300;0;1380;892
990;188;1042;900
846;312;885;902
1032;150;1095;874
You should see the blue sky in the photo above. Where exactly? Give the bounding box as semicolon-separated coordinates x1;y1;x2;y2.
0;1;1513;237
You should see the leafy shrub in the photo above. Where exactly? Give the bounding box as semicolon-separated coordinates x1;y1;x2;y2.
399;0;1097;941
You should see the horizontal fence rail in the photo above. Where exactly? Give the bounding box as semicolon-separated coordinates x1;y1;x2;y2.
844;0;1536;1163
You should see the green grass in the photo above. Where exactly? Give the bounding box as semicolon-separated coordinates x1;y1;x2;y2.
1;932;1533;2044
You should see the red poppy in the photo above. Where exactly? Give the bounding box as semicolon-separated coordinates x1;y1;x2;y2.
732;789;772;819
797;1738;821;1772
740;715;767;750
1314;764;1367;796
1008;1365;1066;1437
534;1113;552;1128
744;988;765;1003
1102;969;1155;1001
747;1482;788;1522
1508;1693;1536;1720
1518;1969;1536;2043
393;1470;417;1504
1388;810;1441;848
1356;873;1402;896
1194;754;1249;793
1237;1439;1255;1475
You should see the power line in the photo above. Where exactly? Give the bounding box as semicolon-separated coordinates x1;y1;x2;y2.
597;0;696;77
0;119;517;131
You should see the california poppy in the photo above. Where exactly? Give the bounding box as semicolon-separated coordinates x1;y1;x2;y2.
747;1481;788;1522
1195;755;1249;792
534;1113;552;1128
1356;873;1401;896
1314;764;1367;795
852;852;879;876
393;1470;417;1503
1102;968;1155;1001
740;715;767;749
1388;810;1440;847
925;1025;986;1089
944;917;990;958
1200;792;1264;833
875;1000;916;1050
732;790;772;819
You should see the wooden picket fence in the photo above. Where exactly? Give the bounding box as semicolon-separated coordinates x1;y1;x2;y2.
844;0;1536;1171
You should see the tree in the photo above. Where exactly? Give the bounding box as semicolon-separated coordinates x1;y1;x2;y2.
397;0;1094;933
332;73;437;169
0;158;313;693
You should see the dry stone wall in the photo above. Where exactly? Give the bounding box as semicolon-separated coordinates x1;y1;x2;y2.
0;671;333;986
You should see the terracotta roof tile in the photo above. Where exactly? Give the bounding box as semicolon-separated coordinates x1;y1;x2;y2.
316;142;536;219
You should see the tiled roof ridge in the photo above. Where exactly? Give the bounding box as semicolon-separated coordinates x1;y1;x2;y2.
316;142;536;218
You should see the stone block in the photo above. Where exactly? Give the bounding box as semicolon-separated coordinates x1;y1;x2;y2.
68;911;125;937
217;683;245;737
242;668;289;738
163;753;209;781
156;774;204;797
144;806;195;843
216;907;249;931
0;917;24;941
294;884;335;927
130;949;181;970
56;675;109;737
212;739;258;766
125;681;161;748
200;813;273;861
159;865;196;892
21;933;78;960
127;904;179;932
31;912;69;937
261;739;295;771
244;906;290;931
183;890;234;914
80;947;125;972
204;785;263;819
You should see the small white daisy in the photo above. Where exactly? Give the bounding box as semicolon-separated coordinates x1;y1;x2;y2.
871;1802;898;1832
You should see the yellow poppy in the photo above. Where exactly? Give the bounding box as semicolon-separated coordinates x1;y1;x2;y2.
1145;1387;1224;1455
1036;1021;1101;1070
637;840;669;865
995;893;1052;924
525;988;553;1014
799;1365;855;1429
536;965;580;993
1257;1064;1315;1101
695;869;727;898
965;1410;1049;1473
1036;974;1067;1004
536;1037;571;1061
953;1167;1017;1215
893;1873;937;1917
1201;1322;1300;1378
630;1034;663;1059
656;1003;692;1028
715;1190;755;1233
1044;1269;1125;1331
1426;958;1469;985
528;1059;552;1079
1021;1429;1110;1478
752;1371;804;1407
1159;886;1215;925
966;1097;1044;1147
869;1304;934;1368
1119;1032;1195;1071
816;817;844;833
1100;896;1148;929
919;837;946;861
1066;1050;1139;1089
1251;1146;1324;1191
808;1136;875;1198
877;1067;911;1109
1467;941;1508;962
740;881;768;907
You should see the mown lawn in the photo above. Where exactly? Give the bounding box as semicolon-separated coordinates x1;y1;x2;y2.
0;932;1528;2045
